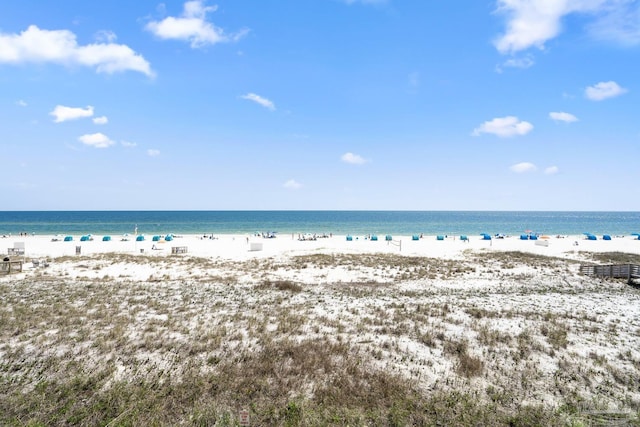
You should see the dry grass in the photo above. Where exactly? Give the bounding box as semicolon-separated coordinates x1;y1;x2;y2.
1;251;640;426
585;251;640;265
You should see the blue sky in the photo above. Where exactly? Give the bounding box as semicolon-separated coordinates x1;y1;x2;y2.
1;0;639;210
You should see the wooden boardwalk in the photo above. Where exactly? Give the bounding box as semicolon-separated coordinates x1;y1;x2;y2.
580;264;640;284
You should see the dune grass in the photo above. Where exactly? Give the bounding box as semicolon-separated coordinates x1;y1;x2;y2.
1;251;639;426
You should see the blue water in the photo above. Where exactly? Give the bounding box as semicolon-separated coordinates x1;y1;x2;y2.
0;211;638;237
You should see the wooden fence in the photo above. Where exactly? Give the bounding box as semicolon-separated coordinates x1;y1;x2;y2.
580;264;640;284
1;260;23;274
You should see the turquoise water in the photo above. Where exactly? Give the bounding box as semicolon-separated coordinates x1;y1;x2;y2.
0;211;638;236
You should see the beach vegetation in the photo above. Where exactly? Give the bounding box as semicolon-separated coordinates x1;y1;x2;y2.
586;252;640;265
2;251;640;425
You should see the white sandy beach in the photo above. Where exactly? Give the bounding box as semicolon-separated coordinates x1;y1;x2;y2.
3;233;640;263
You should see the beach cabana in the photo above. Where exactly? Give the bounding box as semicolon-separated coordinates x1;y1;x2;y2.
346;235;353;241
370;235;378;241
481;233;492;240
520;234;529;240
80;235;91;242
460;235;468;241
437;235;444;241
152;235;162;242
529;234;538;240
603;234;611;240
412;235;420;241
385;235;393;241
136;235;145;242
64;236;73;242
102;236;111;242
165;234;174;242
632;233;640;240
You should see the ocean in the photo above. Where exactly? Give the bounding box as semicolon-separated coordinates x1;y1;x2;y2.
0;211;638;237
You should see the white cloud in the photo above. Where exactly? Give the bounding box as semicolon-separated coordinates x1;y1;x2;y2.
121;140;137;148
510;162;537;173
493;0;609;54
146;0;248;48
147;149;160;157
95;30;117;43
283;179;302;190
472;116;533;137
495;56;534;73
93;116;108;125
16;100;27;107
585;80;628;100
549;111;578;122
587;1;640;46
341;152;368;165
50;105;94;123
241;93;275;110
544;166;559;175
0;25;153;76
78;132;115;148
